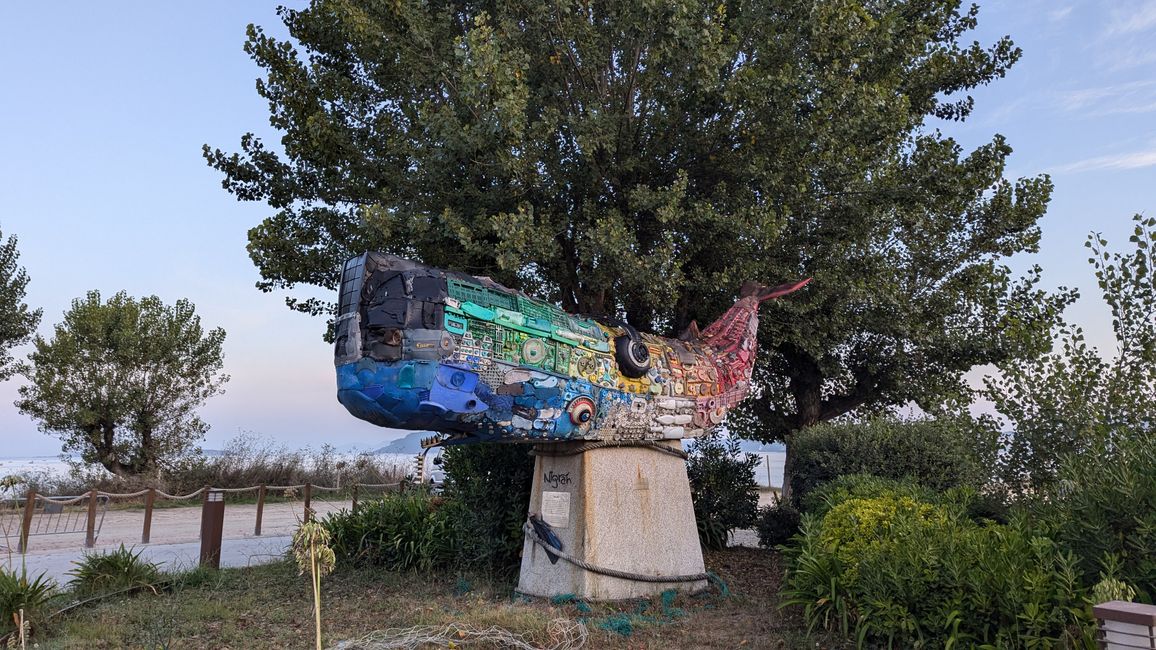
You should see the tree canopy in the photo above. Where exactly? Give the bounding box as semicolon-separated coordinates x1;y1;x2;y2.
0;225;42;381
16;291;229;477
206;0;1068;457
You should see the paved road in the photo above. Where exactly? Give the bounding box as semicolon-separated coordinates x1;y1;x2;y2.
2;499;353;584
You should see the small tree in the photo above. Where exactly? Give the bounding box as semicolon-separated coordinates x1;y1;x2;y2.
687;432;760;549
16;291;228;478
0;226;42;381
440;444;534;571
985;214;1156;495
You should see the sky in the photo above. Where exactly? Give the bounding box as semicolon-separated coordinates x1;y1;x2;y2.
1;1;1154;456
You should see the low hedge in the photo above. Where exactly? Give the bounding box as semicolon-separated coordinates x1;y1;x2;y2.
788;417;997;507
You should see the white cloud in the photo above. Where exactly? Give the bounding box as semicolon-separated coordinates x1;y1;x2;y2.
1048;5;1074;21
1093;1;1156;71
1106;0;1156;34
1058;80;1156;115
1053;149;1156;173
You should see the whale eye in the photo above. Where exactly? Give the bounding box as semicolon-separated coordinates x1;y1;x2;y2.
567;397;596;426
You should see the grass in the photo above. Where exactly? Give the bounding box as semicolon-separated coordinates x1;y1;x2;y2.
30;547;832;649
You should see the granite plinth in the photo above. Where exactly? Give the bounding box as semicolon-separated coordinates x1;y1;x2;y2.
517;441;707;600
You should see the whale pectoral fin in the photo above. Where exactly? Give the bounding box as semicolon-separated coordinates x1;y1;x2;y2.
758;278;812;301
678;320;701;341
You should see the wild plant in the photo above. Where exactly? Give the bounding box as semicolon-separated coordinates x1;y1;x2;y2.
0;565;56;640
292;510;336;650
67;544;160;595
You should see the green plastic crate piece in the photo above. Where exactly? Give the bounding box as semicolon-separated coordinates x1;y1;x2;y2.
461;301;496;322
447;279;516;311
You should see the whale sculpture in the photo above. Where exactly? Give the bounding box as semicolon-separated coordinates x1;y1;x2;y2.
334;253;809;447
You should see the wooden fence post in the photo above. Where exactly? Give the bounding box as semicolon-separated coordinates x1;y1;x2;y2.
199;490;225;569
351;482;359;514
142;488;156;544
303;482;313;521
254;484;266;536
84;490;99;548
17;488;36;553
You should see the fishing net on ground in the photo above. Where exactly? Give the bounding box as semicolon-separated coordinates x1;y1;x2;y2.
331;618;587;650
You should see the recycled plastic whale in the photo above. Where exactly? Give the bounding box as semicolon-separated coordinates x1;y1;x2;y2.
334;253;809;447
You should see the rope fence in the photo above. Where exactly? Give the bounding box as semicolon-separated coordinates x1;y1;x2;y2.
1;479;408;555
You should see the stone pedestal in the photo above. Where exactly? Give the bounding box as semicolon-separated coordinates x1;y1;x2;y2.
517;441;708;600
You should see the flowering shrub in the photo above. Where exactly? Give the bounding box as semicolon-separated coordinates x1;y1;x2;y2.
782;491;1095;647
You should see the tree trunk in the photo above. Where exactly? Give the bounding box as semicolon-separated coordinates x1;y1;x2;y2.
781;347;823;504
781;431;796;503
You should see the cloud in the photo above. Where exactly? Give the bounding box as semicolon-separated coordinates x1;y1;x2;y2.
1093;1;1156;71
1048;5;1074;21
1057;80;1156;115
1053;149;1156;173
1106;0;1156;34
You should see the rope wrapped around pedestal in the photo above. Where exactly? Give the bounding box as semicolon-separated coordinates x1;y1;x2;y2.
523;521;708;584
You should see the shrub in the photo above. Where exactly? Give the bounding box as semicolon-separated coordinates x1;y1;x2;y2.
322;492;458;572
755;503;801;548
800;473;935;517
440;444;534;572
788;417;996;507
0;566;57;637
687;432;760;549
1042;432;1156;601
67;544;160;595
162;433;407;494
782;491;1095;647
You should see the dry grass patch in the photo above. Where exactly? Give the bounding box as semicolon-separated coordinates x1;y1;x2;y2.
35;547;831;649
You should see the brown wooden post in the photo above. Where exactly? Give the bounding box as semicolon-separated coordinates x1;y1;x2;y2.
17;488;36;553
254;484;267;536
303;482;313;521
351;482;359;514
84;490;99;548
142;488;156;544
199;490;225;569
197;485;210;540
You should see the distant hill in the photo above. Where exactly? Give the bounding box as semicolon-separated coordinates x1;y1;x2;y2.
738;439;786;453
373;431;433;455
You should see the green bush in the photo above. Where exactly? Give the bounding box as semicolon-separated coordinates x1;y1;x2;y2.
803;474;1011;530
755;503;801;548
0;565;57;637
782;491;1095;647
788;417;996;507
67;544;160;595
322;492;458;571
1042;433;1156;601
687;432;760;549
441;444;534;572
800;474;935;517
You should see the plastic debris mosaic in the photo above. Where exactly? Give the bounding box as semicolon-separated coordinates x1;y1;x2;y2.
334;253;808;447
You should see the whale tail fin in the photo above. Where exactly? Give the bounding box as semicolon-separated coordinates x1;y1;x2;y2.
740;278;812;302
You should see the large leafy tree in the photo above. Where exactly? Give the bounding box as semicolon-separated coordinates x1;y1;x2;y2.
16;292;229;477
0;225;42;381
206;0;1068;489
